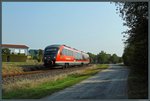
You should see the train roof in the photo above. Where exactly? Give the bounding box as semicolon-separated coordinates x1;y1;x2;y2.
45;44;88;54
62;45;88;54
45;44;61;49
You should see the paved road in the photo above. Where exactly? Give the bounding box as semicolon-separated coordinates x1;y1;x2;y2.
42;64;129;100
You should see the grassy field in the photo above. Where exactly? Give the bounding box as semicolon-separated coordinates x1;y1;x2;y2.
127;67;148;99
2;64;109;99
2;60;43;76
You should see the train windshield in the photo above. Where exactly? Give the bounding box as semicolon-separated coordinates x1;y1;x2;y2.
44;47;59;55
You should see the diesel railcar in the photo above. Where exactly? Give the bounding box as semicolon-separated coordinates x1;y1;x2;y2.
43;44;90;68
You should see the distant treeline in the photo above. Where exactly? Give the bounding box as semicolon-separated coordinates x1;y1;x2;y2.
87;51;122;64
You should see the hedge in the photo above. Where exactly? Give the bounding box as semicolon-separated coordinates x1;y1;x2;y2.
2;54;27;62
2;55;7;62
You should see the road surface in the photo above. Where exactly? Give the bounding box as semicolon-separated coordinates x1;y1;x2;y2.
42;64;129;99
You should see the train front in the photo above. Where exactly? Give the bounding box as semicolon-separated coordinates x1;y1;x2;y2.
43;45;59;67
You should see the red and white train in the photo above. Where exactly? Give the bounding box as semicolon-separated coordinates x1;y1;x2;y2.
43;44;90;68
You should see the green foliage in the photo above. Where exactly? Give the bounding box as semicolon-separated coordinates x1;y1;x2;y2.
2;54;7;62
88;51;121;64
28;49;38;59
96;64;109;69
116;2;148;71
2;54;27;62
110;54;119;64
87;52;97;63
97;51;107;64
29;49;43;62
2;48;10;55
127;66;148;98
122;45;134;66
116;2;148;98
37;49;43;62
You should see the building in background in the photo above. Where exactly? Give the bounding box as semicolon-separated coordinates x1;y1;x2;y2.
1;44;29;55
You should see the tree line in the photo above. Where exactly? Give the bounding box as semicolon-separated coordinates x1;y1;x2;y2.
116;2;148;71
87;51;122;64
115;2;148;98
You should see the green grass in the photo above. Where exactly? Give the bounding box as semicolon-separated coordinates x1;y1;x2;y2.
3;75;88;99
128;67;148;99
96;64;109;69
2;60;43;75
3;64;109;99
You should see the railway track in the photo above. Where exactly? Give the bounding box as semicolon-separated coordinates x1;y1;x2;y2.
3;64;94;85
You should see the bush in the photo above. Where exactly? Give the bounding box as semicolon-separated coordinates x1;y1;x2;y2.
2;54;27;62
2;55;7;62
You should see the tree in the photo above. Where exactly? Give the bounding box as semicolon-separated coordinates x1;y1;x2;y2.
110;54;119;64
97;51;108;64
87;52;97;63
38;49;43;62
118;57;123;63
106;54;111;63
116;2;148;71
88;51;121;64
2;48;10;55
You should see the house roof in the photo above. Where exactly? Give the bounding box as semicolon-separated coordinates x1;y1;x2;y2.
1;44;29;49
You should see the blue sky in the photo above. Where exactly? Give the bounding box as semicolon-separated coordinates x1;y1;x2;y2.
2;2;127;56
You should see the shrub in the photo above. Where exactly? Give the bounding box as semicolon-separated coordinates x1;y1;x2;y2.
2;55;7;62
2;54;27;62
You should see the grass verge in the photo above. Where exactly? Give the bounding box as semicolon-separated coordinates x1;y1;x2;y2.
128;67;148;98
2;60;43;76
3;64;109;99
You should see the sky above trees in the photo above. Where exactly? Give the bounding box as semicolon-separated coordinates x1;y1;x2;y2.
2;2;127;56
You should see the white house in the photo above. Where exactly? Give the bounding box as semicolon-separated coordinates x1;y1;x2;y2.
1;44;29;55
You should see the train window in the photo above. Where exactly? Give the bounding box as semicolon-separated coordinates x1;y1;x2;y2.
65;49;67;55
73;52;76;57
66;49;69;56
69;50;71;56
76;53;82;60
64;49;73;56
62;49;64;54
62;49;67;55
80;53;82;59
74;52;82;60
69;50;73;56
68;50;71;56
74;52;78;59
78;53;80;60
44;47;58;55
77;53;79;60
71;51;73;56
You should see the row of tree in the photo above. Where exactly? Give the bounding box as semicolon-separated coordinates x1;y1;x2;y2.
87;51;122;64
116;2;148;71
